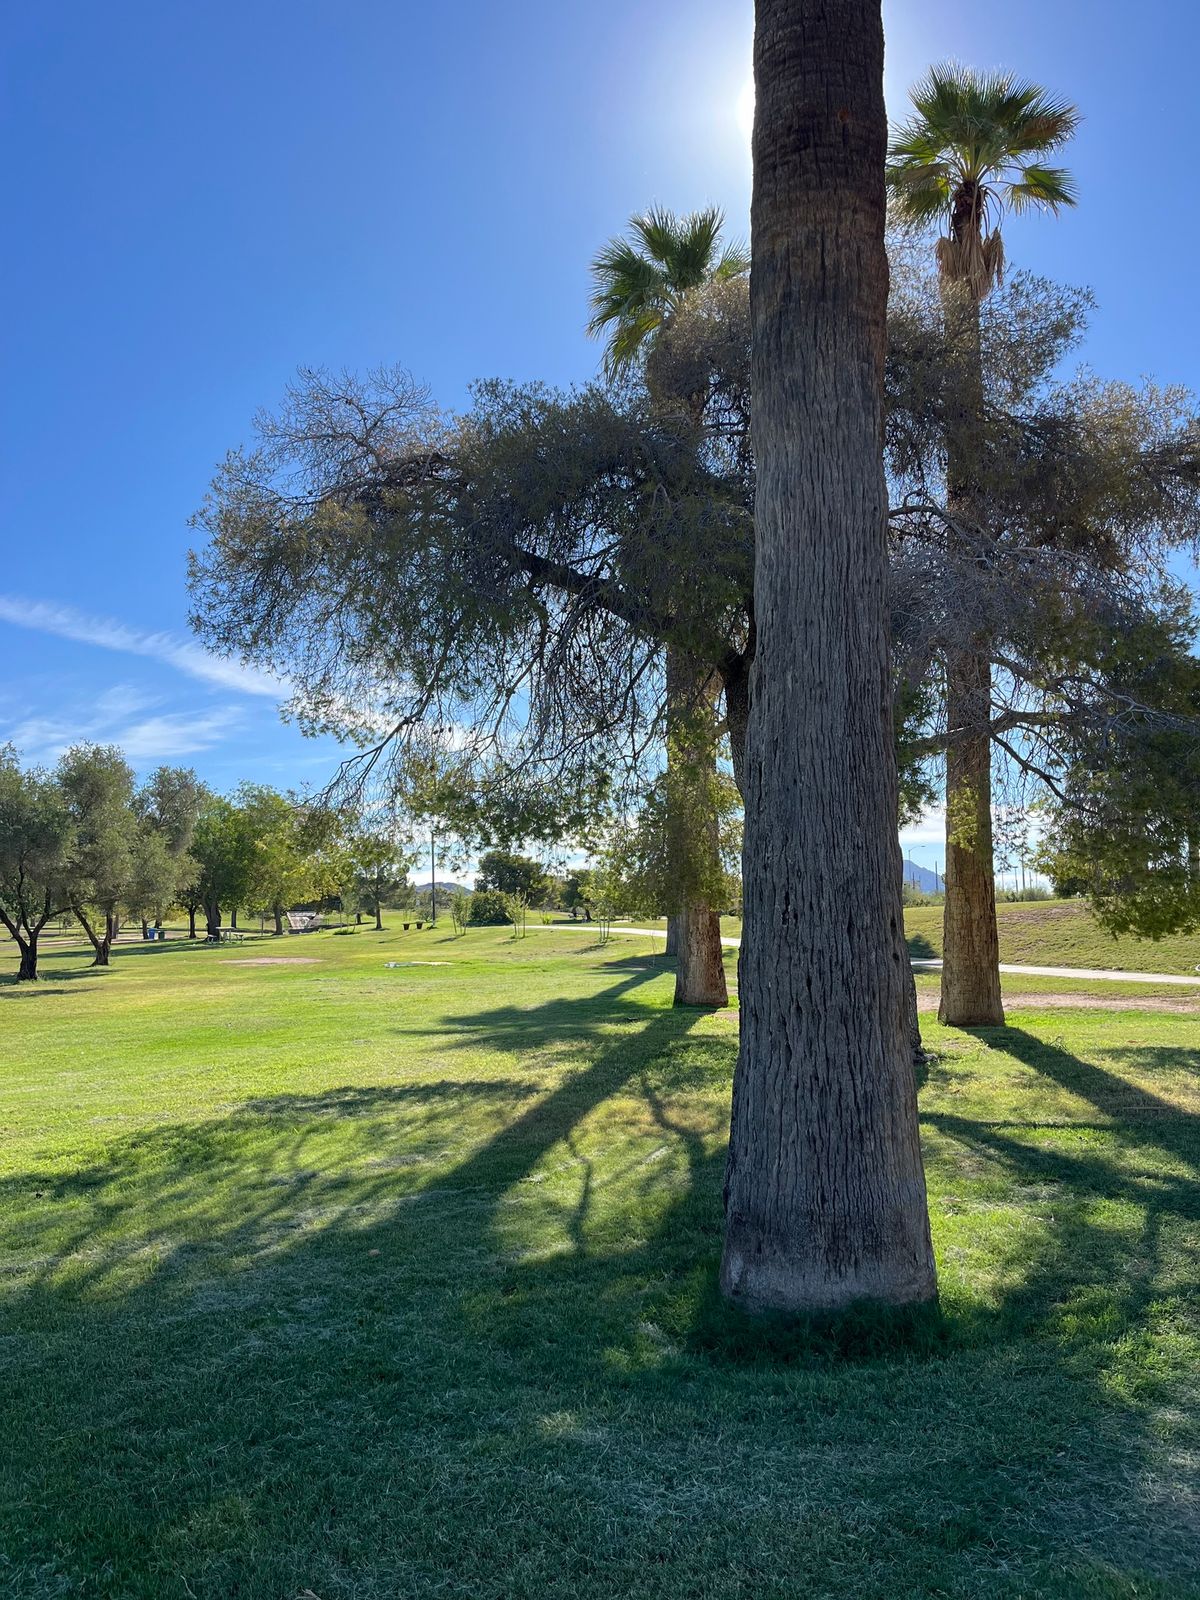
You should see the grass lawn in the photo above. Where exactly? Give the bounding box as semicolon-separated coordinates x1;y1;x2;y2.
2;926;1198;1598
903;899;1200;975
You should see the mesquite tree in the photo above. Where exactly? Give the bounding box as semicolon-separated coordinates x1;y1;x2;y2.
719;0;937;1312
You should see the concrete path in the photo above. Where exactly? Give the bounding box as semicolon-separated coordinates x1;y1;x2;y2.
538;923;1200;986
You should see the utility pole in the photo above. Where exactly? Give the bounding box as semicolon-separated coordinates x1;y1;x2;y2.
430;830;437;927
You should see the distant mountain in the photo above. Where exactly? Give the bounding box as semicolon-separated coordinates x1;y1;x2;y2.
902;860;942;894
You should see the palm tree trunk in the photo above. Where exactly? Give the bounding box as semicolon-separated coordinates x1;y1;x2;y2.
665;648;728;1008
721;0;936;1313
939;286;1004;1026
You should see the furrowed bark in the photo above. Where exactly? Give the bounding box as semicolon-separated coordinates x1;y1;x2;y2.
721;0;936;1313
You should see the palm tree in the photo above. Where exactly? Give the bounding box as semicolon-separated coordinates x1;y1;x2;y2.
589;209;748;1007
720;0;936;1312
587;206;749;386
887;65;1078;1028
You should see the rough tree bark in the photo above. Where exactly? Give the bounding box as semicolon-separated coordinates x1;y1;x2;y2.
205;902;221;940
666;649;729;1008
76;908;116;967
720;0;937;1313
1;909;43;981
939;289;1004;1025
940;650;1003;1025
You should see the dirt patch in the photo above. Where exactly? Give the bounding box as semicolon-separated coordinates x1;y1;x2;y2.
226;957;322;966
916;990;1199;1014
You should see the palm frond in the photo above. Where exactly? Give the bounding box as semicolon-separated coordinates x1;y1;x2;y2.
1004;163;1078;213
586;205;745;370
714;239;751;280
886;158;954;225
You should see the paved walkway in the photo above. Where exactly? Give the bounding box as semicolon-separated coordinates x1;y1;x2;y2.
538;923;1200;986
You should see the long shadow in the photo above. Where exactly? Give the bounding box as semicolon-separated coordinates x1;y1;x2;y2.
4;987;1198;1592
969;1026;1200;1172
906;932;937;961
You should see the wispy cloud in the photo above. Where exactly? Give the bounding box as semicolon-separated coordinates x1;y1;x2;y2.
3;696;245;765
0;594;287;698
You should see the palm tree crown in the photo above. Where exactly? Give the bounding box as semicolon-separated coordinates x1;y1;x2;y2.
587;206;749;378
887;64;1079;302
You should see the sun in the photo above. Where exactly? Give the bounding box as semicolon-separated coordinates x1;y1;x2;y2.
735;77;755;143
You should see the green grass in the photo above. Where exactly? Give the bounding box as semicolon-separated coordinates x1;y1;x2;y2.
2;926;1198;1598
904;899;1200;975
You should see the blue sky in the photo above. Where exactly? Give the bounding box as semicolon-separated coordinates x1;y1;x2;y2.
3;0;1198;873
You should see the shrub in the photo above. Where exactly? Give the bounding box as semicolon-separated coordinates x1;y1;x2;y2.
467;889;510;926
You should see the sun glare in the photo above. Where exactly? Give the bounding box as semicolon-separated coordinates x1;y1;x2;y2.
736;77;754;143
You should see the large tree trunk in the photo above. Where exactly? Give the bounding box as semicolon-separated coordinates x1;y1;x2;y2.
939;286;1004;1025
375;900;383;931
188;904;198;940
230;907;238;930
205;903;221;939
13;929;39;981
273;903;284;936
721;0;937;1314
666;649;729;1008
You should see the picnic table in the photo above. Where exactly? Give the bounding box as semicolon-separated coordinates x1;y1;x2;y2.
203;929;247;946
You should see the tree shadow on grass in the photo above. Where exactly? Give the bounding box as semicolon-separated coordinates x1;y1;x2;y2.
3;991;1198;1595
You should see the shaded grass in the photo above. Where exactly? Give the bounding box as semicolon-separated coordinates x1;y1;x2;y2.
1;926;1198;1598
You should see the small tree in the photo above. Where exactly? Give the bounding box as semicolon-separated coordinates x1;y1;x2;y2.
58;744;138;967
125;822;180;939
0;746;74;981
190;795;257;938
503;890;529;939
449;891;470;936
346;827;413;931
135;767;206;935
